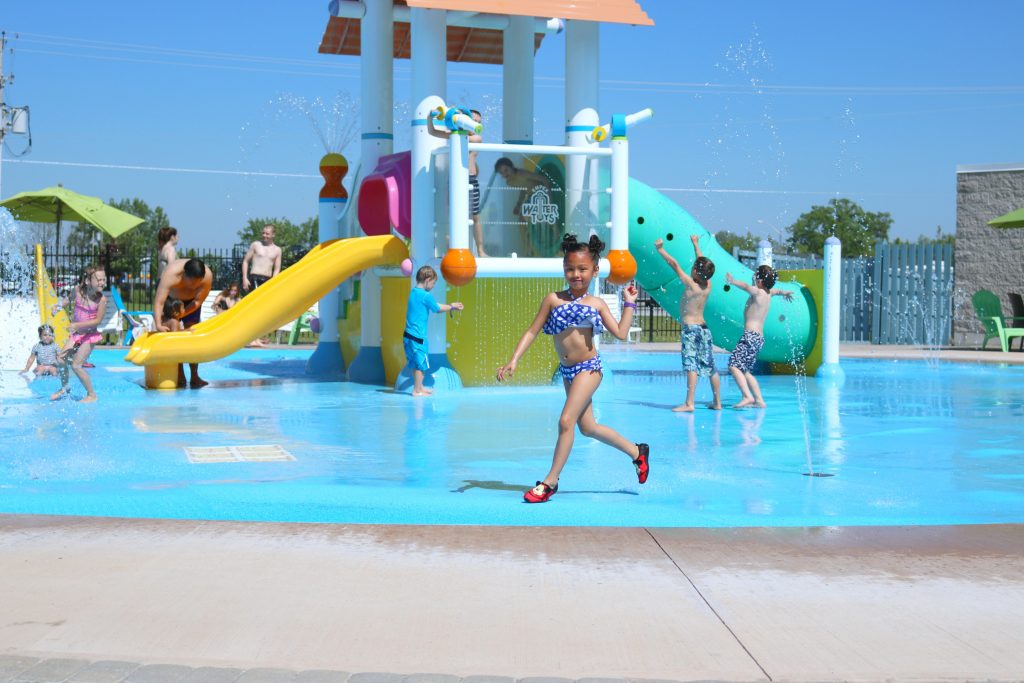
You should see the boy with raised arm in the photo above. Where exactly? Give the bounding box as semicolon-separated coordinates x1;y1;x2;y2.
655;234;721;411
725;266;793;409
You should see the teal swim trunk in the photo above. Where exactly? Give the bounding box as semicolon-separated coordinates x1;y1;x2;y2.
681;323;715;377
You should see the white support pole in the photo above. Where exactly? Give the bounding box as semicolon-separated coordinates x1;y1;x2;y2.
817;235;845;382
347;0;395;384
410;7;447;272
564;20;600;237
503;16;535;144
609;134;629;253
565;109;599;237
447;124;473;252
406;8;460;390
757;239;773;268
361;0;394;172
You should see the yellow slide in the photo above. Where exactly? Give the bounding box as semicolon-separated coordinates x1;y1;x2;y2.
126;235;408;366
35;245;71;347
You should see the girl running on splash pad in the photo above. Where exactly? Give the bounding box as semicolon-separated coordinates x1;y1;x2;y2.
51;265;107;403
497;233;650;503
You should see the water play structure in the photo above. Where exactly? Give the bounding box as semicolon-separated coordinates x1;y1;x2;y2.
116;1;832;389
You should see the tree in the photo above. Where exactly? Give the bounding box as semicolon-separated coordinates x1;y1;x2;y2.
65;197;171;278
893;225;955;247
237;216;318;267
785;198;891;258
714;230;759;255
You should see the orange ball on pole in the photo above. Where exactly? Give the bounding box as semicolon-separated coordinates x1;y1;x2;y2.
440;248;477;287
605;249;637;286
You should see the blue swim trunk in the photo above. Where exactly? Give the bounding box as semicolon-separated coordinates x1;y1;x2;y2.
728;330;765;373
403;332;429;372
558;355;602;383
681;324;715;377
178;299;201;328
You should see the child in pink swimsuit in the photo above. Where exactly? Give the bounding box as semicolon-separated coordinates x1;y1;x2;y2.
51;265;107;403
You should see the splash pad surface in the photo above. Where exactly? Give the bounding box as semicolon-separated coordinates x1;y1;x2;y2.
1;348;1022;527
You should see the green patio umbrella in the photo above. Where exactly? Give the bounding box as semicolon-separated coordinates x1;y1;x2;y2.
987;207;1024;229
0;185;145;249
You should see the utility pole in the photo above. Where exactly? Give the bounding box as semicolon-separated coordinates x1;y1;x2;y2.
0;31;8;199
0;31;31;200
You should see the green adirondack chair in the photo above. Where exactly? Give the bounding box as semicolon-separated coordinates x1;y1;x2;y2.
971;290;1024;352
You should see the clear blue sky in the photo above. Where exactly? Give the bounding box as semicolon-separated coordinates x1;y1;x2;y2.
2;1;1023;249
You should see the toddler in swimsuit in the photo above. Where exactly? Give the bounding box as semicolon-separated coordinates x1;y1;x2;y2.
403;265;464;396
497;233;651;503
22;324;60;379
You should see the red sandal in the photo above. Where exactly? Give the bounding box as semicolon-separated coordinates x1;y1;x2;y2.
523;481;558;503
633;443;650;484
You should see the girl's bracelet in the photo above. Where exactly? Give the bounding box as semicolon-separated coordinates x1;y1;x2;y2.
623;302;637;309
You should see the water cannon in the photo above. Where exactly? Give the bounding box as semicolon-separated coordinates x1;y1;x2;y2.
588;107;653;143
435;105;482;135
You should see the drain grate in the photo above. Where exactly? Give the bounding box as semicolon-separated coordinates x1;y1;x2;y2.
185;445;296;463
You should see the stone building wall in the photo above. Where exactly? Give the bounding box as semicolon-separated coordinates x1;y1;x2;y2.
954;164;1024;346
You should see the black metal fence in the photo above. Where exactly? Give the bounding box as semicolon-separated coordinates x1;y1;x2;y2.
599;280;681;343
19;243;311;309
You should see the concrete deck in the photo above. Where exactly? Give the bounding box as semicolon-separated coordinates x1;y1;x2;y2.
1;516;1022;682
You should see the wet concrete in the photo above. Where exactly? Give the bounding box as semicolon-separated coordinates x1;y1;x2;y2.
1;516;1021;681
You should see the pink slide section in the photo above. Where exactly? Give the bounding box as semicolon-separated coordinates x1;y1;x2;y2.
358;151;411;238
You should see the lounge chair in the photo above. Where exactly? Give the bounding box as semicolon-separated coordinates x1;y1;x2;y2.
110;287;154;345
971;290;1024;352
94;292;123;345
599;292;642;343
200;290;222;323
277;303;318;345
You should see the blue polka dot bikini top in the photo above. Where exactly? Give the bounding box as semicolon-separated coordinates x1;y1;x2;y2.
542;294;605;336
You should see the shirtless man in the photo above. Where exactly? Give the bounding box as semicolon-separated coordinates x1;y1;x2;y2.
494;157;552;257
153;257;213;388
656;234;721;411
242;224;282;291
428;109;488;256
725;267;793;408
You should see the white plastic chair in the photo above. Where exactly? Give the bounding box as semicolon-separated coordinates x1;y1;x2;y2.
95;292;123;344
200;290;222;322
599;293;642;343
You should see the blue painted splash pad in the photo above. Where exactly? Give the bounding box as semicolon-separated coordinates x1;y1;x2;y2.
2;348;1022;527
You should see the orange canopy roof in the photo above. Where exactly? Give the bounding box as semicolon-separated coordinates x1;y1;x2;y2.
318;0;653;65
404;0;652;26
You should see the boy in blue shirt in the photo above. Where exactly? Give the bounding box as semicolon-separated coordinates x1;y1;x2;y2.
405;265;464;396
